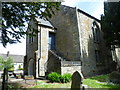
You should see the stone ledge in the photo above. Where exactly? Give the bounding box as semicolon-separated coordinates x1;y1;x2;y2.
61;61;81;67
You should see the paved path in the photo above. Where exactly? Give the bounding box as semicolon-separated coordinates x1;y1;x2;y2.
0;76;39;89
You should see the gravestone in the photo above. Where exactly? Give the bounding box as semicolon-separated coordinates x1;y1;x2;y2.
71;71;82;90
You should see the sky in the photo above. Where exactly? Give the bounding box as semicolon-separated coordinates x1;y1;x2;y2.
0;0;104;55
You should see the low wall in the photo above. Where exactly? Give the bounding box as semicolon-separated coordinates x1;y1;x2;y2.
61;61;81;75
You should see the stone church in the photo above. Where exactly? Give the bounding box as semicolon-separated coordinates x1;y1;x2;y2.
24;5;116;78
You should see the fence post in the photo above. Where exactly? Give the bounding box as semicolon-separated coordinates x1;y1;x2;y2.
2;68;8;90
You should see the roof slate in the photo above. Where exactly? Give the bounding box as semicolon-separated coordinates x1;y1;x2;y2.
36;18;54;28
0;54;24;63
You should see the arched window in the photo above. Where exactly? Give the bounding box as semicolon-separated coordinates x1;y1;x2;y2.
92;21;101;63
92;21;100;43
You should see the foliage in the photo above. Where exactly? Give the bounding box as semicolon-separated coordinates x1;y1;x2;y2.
18;68;24;70
0;56;5;71
60;73;71;83
1;2;61;47
101;2;120;48
18;65;23;70
48;72;61;83
109;71;120;84
0;56;14;71
48;72;71;83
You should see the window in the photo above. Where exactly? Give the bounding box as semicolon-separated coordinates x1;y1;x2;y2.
29;36;34;44
28;29;36;44
48;32;56;50
95;50;100;63
92;21;100;43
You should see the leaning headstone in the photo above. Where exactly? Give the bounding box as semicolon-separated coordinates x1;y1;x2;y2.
71;71;82;90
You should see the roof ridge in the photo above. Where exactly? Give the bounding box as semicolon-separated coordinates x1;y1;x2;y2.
61;5;100;22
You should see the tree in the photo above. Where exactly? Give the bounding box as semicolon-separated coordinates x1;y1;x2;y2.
1;2;61;47
101;1;120;49
0;56;14;71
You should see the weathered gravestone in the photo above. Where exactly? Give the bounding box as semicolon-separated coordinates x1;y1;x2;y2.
71;71;83;90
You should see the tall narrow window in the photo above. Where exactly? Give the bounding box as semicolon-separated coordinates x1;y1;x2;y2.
95;50;100;63
48;32;56;50
92;21;100;43
28;28;35;44
29;36;34;44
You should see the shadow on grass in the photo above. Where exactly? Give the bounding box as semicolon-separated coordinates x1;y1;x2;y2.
7;82;23;89
100;83;120;89
89;74;109;82
83;74;120;88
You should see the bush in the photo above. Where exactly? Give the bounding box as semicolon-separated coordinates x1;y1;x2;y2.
48;72;71;83
48;72;61;83
61;73;71;83
109;71;120;84
18;68;24;70
0;56;14;71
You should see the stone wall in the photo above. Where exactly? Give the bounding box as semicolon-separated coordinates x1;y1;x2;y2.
46;51;61;75
61;61;81;75
25;19;38;75
49;5;115;77
114;48;120;70
47;51;81;75
49;5;81;61
77;10;114;77
25;5;116;78
25;19;56;77
38;26;55;76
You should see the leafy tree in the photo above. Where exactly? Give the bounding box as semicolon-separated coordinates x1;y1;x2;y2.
101;1;120;49
1;1;61;47
0;56;14;71
0;56;4;71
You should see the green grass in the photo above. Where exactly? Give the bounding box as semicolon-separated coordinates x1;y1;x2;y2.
83;74;120;88
31;74;120;88
32;80;71;88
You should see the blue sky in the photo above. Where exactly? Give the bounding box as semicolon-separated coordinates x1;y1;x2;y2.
0;0;104;55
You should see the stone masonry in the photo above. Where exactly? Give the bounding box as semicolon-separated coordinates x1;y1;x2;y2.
25;5;116;78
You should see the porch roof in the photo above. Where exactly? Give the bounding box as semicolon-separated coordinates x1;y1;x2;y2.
36;18;55;28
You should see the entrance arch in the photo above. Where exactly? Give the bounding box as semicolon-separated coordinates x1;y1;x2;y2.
28;59;35;75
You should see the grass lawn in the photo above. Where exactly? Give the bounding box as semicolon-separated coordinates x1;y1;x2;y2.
83;74;120;88
32;80;71;88
31;74;120;88
8;74;120;89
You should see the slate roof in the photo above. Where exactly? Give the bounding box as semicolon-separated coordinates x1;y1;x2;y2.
0;54;24;63
35;18;55;28
61;5;100;22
